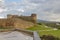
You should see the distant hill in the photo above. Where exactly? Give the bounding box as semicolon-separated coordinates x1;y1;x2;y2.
37;19;60;23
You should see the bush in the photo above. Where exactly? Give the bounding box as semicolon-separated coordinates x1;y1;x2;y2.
40;35;60;40
37;23;42;25
57;26;60;29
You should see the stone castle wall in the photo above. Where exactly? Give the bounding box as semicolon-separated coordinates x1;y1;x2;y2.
7;14;36;24
0;14;36;29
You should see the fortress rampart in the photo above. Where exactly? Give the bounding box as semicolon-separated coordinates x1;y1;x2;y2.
0;14;37;29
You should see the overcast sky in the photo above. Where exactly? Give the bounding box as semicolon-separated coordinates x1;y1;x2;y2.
0;0;60;22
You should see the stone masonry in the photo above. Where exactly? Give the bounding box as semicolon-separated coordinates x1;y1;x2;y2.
0;13;36;29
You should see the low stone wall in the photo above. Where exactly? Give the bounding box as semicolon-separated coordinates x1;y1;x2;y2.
33;31;41;40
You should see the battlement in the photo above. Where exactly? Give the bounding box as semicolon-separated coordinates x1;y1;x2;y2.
7;14;37;24
7;14;18;18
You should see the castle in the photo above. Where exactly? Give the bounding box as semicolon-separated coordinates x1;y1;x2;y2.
0;14;36;29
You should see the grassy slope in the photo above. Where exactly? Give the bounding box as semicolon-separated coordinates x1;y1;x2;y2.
27;25;53;30
38;30;60;38
26;25;60;38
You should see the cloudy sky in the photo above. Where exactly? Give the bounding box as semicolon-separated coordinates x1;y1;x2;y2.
0;0;60;22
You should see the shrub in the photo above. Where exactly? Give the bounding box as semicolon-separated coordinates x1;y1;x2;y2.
40;35;60;40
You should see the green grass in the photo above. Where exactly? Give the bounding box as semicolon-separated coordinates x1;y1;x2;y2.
38;30;60;38
26;25;60;38
26;25;53;31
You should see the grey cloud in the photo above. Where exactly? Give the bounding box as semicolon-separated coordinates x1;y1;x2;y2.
28;0;47;4
0;0;60;21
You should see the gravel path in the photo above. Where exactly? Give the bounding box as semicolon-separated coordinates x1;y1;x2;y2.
0;31;33;40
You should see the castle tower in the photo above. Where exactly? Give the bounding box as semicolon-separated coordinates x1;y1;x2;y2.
7;14;18;19
7;14;13;19
31;13;36;24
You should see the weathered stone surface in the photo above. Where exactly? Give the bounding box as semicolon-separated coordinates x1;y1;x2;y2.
0;31;33;40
